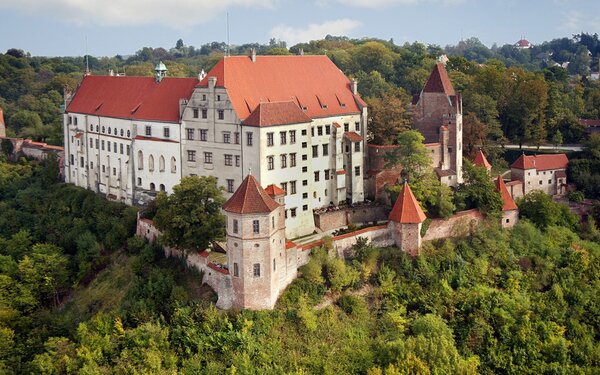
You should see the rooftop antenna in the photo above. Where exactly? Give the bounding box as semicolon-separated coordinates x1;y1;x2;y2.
85;36;90;76
226;11;230;57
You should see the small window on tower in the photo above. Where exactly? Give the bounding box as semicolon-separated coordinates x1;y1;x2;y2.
253;263;261;277
253;220;260;233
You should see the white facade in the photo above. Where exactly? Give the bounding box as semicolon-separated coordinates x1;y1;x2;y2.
64;113;182;204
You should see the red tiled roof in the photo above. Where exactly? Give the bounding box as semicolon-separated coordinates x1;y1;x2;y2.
333;122;342;128
286;240;297;250
67;75;198;122
511;154;535;169
198;55;365;120
264;184;285;197
473;149;492;171
515;39;531;47
512;154;568;171
423;63;456;96
579;119;600;127
388;183;426;224
222;174;280;214
495;176;518;211
243;100;311;127
556;170;567;178
344;131;363;142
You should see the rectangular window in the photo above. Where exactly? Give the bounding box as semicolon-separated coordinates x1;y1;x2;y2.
107;142;111;152
186;128;194;140
303;205;308;211
290;208;297;217
204;152;213;164
290;130;296;144
302;166;308;173
235;155;240;167
101;140;105;150
102;165;105;173
80;157;84;168
267;132;274;146
312;145;318;158
290;181;297;194
273;259;276;271
344;123;349;132
281;182;288;195
193;108;199;118
113;167;116;176
311;127;315;137
354;142;360;152
253;220;260;234
290;153;297;167
355;122;360;131
268;156;274;170
223;132;231;144
233;262;239;277
120;143;124;155
217;95;221;101
325;125;331;135
324;170;330;180
302;154;307;161
113;142;117;153
95;139;99;149
201;109;207;119
227;179;234;193
317;126;323;136
280;131;287;145
322;144;329;156
200;129;208;141
302;180;308;186
90;162;94;169
145;125;151;136
163;127;170;138
218;110;224;120
127;145;130;156
234;132;240;144
314;171;320;182
355;166;361;176
253;263;261;277
302;192;308;199
302;142;307;149
187;150;196;162
281;154;287;168
233;219;238;234
74;117;78;125
301;129;307;136
247;132;253;146
89;139;93;148
224;154;233;166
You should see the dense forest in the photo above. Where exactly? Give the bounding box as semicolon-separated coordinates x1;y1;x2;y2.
1;33;600;150
0;153;599;373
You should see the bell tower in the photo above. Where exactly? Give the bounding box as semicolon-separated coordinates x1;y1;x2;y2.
155;61;168;83
222;175;288;309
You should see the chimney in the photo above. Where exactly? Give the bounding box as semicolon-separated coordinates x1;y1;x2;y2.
250;48;256;63
208;76;217;92
351;79;358;95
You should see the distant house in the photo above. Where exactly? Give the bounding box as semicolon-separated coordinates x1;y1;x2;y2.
579;119;600;135
514;39;533;49
510;154;568;196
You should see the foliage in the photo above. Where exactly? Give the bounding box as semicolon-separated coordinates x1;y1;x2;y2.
154;176;226;253
383;130;431;181
366;89;412;145
454;160;503;214
517;190;579;229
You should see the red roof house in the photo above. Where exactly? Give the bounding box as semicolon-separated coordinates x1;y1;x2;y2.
495;176;518;211
388;183;427;224
511;154;568;171
198;55;366;120
66;76;199;122
222;174;281;214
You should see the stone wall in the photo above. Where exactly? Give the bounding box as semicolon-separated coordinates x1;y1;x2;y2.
314;204;389;232
136;217;235;309
422;209;485;242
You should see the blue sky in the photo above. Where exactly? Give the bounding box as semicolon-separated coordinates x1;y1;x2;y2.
0;0;598;57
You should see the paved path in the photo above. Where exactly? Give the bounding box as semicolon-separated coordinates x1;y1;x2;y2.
500;144;584;152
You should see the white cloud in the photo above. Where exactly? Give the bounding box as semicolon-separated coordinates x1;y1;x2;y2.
560;10;600;32
0;0;275;28
270;19;361;46
320;0;466;8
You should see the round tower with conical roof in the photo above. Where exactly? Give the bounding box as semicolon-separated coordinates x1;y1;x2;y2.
387;182;427;256
222;175;294;309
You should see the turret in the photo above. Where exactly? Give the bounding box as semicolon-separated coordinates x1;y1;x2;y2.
388;183;426;256
155;61;167;83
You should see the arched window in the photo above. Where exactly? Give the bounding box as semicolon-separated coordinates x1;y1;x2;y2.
102;126;105;133
171;157;177;173
90;124;93;131
96;125;99;132
159;184;165;192
120;129;124;137
150;183;155;191
127;130;131;138
137;177;142;186
108;127;112;135
137;150;144;170
159;155;165;172
148;155;155;172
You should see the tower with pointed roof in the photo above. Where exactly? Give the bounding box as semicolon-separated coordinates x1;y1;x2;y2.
223;175;296;309
473;149;492;172
387;183;427;256
413;63;463;185
495;175;519;228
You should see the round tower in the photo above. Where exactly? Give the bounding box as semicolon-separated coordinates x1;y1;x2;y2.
222;176;288;309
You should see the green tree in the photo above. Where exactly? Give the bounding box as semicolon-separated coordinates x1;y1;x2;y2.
517;190;578;229
367;89;412;145
454;160;502;214
383;130;431;181
154;176;226;253
552;130;563;148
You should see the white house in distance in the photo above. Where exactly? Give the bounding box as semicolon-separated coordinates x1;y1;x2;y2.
63;64;198;204
180;52;368;238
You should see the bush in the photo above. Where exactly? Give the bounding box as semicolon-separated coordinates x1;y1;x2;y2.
336;294;367;316
326;257;360;292
567;190;585;203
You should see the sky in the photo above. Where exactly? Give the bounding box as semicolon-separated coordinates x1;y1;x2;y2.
0;0;599;57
